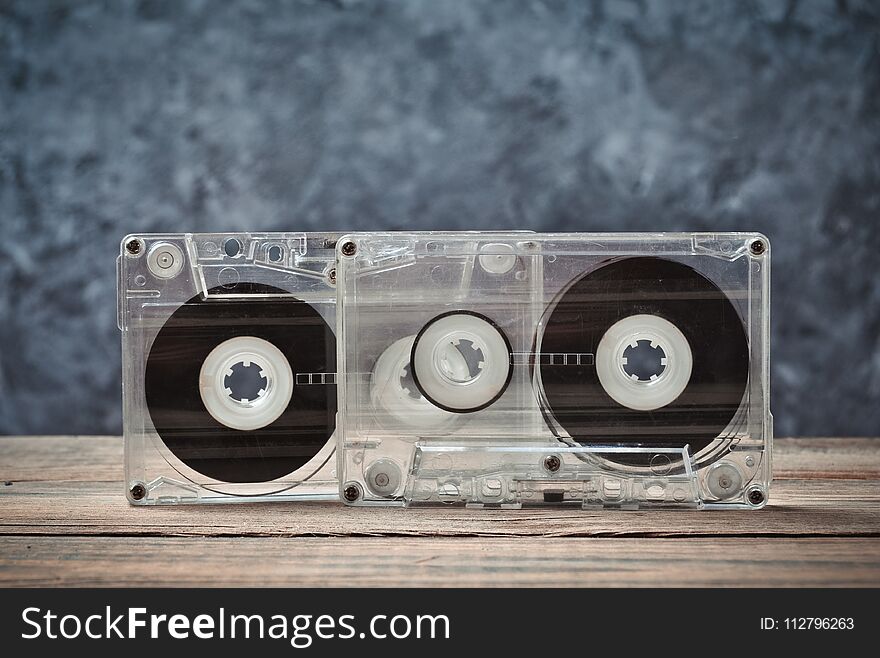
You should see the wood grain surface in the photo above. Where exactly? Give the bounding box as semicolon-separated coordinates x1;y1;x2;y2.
1;437;879;587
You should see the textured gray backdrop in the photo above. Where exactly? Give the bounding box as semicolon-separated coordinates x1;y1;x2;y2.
1;0;878;436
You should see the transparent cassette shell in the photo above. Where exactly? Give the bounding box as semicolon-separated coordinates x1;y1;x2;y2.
119;232;340;505
336;232;771;509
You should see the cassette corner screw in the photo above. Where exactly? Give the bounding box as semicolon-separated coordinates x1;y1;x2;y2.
748;488;765;505
343;484;360;502
129;483;147;501
543;455;561;473
125;238;142;256
749;239;766;256
327;268;337;284
341;241;357;257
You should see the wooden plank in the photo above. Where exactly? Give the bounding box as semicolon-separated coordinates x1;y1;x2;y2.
3;437;878;483
1;478;879;538
0;436;124;484
1;436;878;587
1;536;878;587
1;438;879;539
772;438;880;480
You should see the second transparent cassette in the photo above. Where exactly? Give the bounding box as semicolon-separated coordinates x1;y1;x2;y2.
334;232;771;509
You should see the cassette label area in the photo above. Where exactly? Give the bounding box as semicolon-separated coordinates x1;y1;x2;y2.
335;232;771;510
119;233;339;505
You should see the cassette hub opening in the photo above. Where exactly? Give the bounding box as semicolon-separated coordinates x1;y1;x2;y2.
621;340;667;382
224;361;269;404
435;338;485;385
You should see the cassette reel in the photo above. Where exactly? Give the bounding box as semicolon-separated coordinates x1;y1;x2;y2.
119;233;339;504
335;232;771;509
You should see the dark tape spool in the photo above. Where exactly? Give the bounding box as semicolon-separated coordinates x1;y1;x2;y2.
145;282;336;483
538;257;749;466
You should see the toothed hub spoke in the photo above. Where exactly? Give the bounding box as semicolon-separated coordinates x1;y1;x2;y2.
399;363;422;400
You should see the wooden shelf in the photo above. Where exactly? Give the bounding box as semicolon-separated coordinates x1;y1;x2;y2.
1;437;878;587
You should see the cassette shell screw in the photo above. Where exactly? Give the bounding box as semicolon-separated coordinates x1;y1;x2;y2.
341;241;357;257
749;239;766;256
125;238;142;256
747;487;765;506
129;482;147;501
343;483;361;502
543;455;561;473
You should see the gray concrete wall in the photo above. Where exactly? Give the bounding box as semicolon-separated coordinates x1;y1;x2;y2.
1;0;878;436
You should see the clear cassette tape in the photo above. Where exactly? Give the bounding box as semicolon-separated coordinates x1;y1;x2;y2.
118;233;339;504
335;232;771;509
